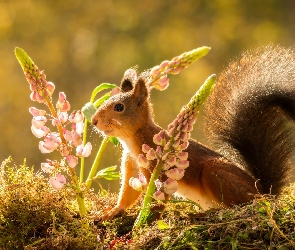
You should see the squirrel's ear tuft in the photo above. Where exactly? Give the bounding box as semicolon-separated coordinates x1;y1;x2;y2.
134;78;148;106
120;78;134;92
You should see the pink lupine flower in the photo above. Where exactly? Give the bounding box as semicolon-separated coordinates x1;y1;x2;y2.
176;152;188;160
180;132;190;142
146;148;157;161
31;125;50;138
41;162;55;173
156;146;162;156
173;139;180;148
163;178;178;195
142;144;151;154
154;179;163;190
52;118;61;127
58;112;68;123
29;107;46;117
49;174;66;190
66;155;78;168
165;168;185;180
137;154;149;168
175;160;189;169
153;130;166;145
153;190;165;200
155;76;169;91
39;140;56;153
30;91;45;103
46;82;55;95
76;142;92;157
72;132;82;147
167;156;176;167
32;116;47;129
75;121;84;134
56;92;71;112
162;163;172;171
138;173;147;185
129;177;143;190
59;144;70;156
180;142;189;150
69;110;84;123
63;129;73;141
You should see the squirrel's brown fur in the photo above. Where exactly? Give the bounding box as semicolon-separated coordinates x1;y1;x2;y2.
92;45;295;220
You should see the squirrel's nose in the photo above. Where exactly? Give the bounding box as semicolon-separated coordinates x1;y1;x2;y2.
91;117;98;126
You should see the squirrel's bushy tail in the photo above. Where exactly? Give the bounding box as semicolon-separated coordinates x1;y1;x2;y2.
204;45;295;194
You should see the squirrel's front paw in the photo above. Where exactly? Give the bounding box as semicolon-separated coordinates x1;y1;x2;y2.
97;206;124;221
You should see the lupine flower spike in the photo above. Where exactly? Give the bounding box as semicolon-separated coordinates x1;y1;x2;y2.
15;47;90;217
134;74;216;227
148;47;210;91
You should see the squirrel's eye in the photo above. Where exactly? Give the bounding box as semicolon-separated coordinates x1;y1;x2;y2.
114;103;124;112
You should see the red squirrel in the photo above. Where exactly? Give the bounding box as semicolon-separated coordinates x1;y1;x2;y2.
92;45;295;220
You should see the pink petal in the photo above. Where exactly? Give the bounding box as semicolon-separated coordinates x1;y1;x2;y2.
32;116;47;129
163;178;178;195
165;168;185;180
167;156;176;167
82;142;92;157
59;144;70;156
142;144;151;154
41;162;54;173
180;142;189;150
138;173;147;185
58;112;68;123
150;65;161;78
31;125;50;138
39;141;55;153
69;110;84;123
146;148;156;160
56;174;66;184
129;177;142;190
29;107;46;117
137;154;149;168
58;92;67;102
49;174;66;190
72;132;82;147
30;91;45;103
66;155;78;168
175;160;189;169
46;82;55;95
75;121;84;134
153;190;165;200
177;152;188;160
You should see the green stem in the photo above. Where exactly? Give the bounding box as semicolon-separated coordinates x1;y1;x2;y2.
133;160;164;228
76;190;87;216
80;119;89;183
85;136;109;189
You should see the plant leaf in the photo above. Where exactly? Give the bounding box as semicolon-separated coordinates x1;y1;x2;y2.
109;137;119;145
81;102;97;122
93;92;111;108
93;166;120;180
157;220;170;230
90;83;116;103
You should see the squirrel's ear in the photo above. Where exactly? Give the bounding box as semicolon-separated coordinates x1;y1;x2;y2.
133;78;148;106
120;68;137;92
120;78;134;92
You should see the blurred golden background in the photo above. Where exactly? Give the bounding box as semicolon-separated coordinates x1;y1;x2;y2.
1;0;295;191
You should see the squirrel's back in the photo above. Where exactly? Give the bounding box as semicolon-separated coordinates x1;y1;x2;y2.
204;45;295;194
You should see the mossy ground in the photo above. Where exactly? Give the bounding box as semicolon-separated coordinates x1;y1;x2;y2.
1;158;295;249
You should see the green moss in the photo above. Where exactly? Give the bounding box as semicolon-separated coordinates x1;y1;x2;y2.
1;157;295;249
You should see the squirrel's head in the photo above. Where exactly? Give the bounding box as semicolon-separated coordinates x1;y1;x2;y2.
91;69;153;140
